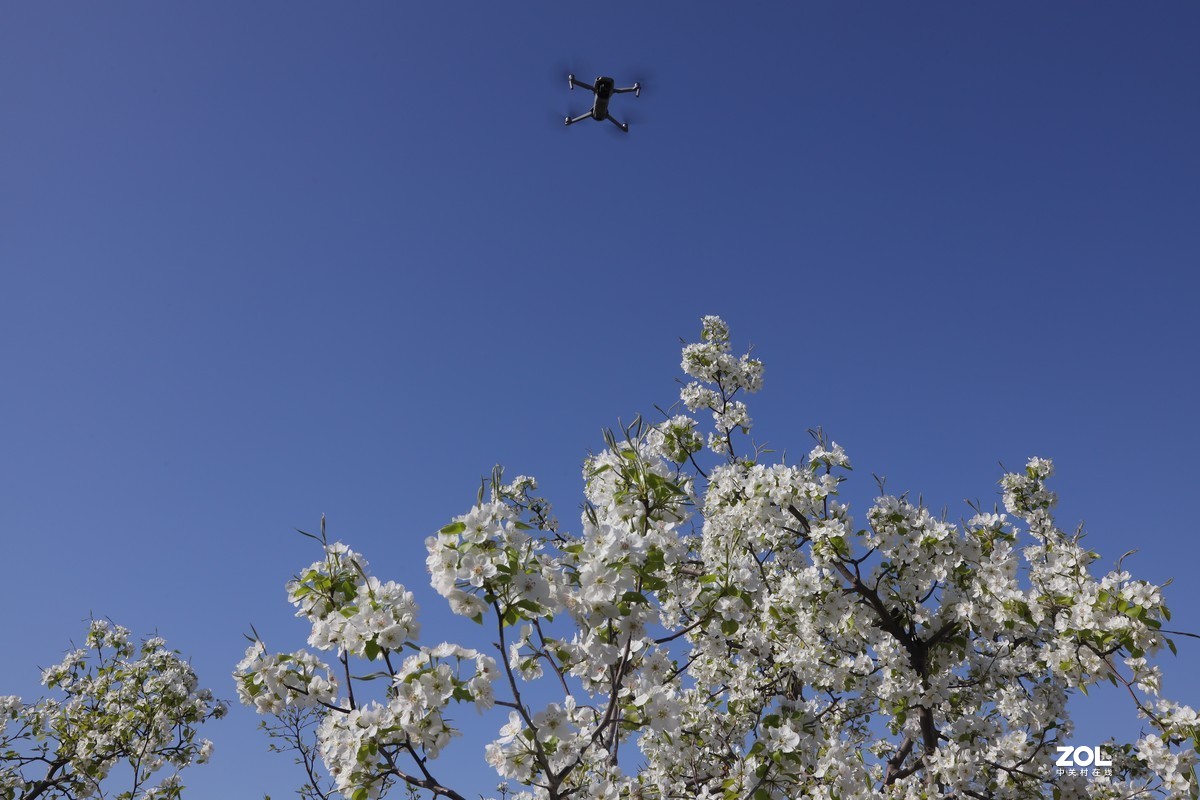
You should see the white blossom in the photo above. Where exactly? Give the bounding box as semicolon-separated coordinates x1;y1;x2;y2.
241;316;1198;800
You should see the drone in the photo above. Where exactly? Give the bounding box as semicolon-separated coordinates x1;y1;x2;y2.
565;74;641;132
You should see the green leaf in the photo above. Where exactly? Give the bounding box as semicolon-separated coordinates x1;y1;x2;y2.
440;521;466;536
645;548;666;570
364;640;382;662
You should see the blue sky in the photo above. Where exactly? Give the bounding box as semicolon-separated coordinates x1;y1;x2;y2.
2;2;1199;797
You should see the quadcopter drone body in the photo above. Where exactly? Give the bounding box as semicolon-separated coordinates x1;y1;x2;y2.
565;74;641;132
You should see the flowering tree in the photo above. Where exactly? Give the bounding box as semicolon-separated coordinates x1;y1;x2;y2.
0;620;224;800
237;317;1198;800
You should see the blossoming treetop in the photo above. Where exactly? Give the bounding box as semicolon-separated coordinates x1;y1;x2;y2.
237;316;1197;800
1;620;225;800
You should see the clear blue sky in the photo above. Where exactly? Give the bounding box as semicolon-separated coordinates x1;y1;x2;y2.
3;2;1199;797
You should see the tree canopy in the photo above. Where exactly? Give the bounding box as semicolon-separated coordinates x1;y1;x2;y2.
236;317;1198;800
1;620;224;800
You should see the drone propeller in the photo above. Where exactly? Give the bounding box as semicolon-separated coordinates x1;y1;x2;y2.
553;65;581;127
626;64;654;93
554;63;586;123
554;61;593;87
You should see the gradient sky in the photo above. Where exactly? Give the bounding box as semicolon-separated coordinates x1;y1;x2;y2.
3;3;1199;797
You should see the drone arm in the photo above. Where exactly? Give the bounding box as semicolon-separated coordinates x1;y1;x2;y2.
565;111;592;126
613;84;639;95
605;113;629;132
568;76;596;93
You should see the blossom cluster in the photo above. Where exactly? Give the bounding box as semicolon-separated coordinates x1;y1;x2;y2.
426;498;565;624
242;316;1197;800
235;538;499;800
289;543;421;658
679;315;763;455
1;620;224;800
